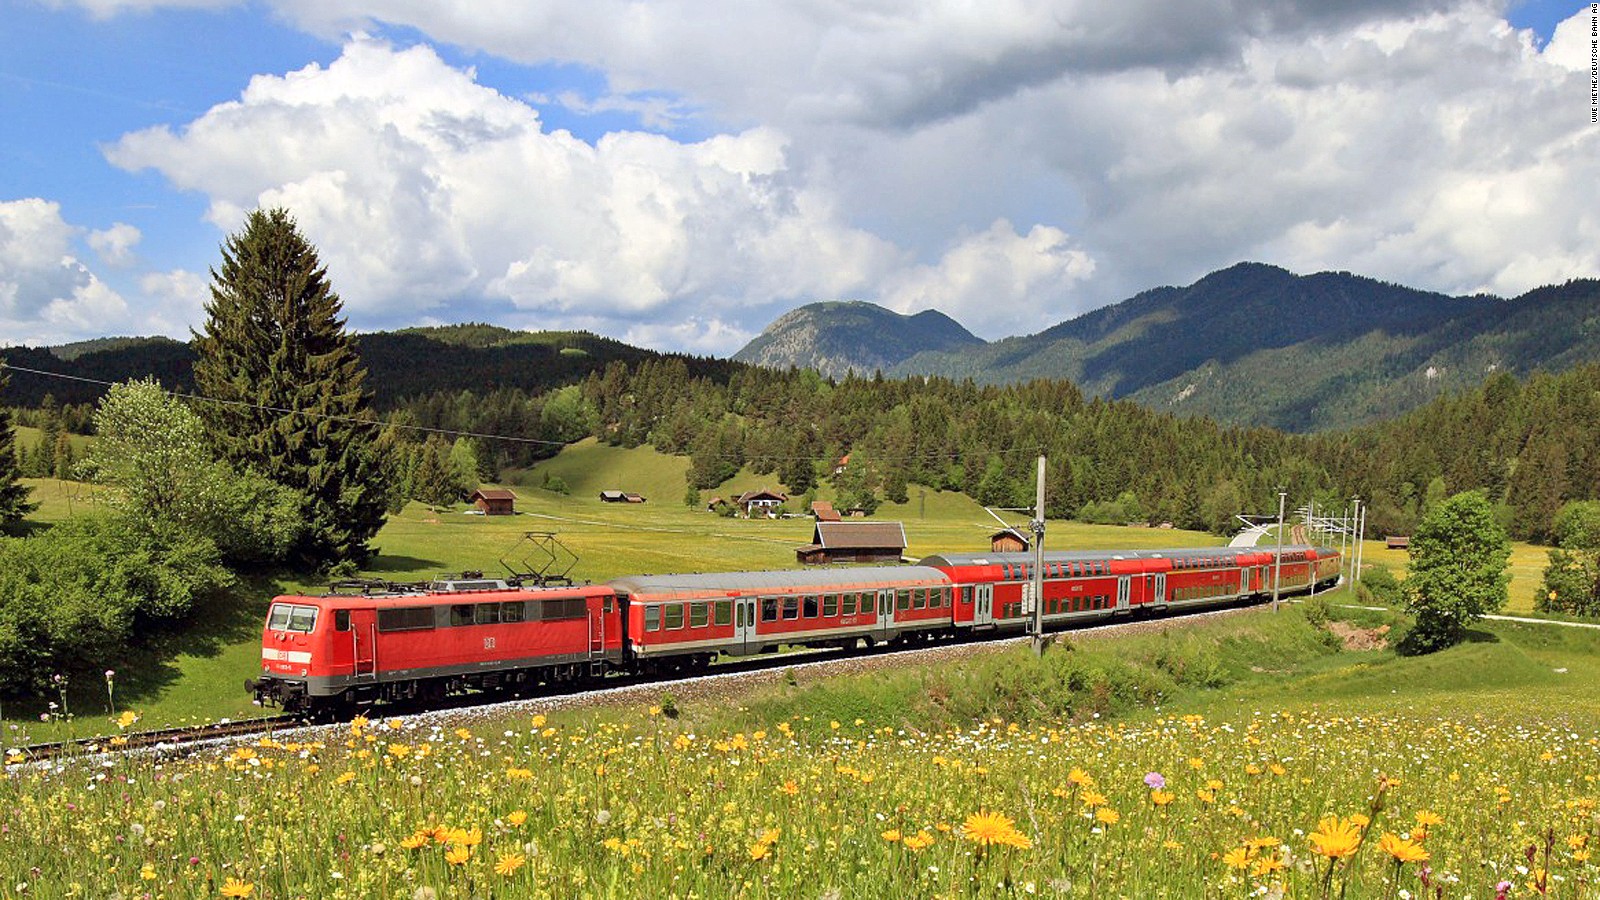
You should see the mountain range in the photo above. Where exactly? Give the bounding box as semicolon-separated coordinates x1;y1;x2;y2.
734;262;1600;431
7;262;1600;434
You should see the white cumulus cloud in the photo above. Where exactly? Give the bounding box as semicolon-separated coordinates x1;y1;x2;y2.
0;199;129;345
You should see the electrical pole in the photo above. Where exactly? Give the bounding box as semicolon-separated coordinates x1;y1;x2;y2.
1031;455;1047;657
1307;499;1319;600
1355;503;1367;585
1349;497;1360;586
1272;490;1286;613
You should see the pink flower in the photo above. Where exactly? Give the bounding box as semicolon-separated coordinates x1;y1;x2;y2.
1496;880;1513;900
1144;772;1166;790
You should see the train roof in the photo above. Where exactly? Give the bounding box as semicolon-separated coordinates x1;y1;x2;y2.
918;544;1333;567
271;581;612;605
609;565;950;596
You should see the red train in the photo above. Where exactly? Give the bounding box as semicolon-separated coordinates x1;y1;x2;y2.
247;543;1342;717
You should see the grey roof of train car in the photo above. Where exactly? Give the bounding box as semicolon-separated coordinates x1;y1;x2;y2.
918;545;1329;566
609;565;950;596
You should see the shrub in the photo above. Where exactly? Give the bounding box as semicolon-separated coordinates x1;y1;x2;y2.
1402;490;1509;653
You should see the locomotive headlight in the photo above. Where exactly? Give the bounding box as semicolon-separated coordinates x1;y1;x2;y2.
300;668;308;676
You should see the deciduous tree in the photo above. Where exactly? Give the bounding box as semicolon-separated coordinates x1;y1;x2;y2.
1403;490;1510;652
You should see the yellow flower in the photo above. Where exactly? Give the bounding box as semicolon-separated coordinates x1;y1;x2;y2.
494;852;526;876
219;878;255;898
1222;847;1251;870
116;711;140;729
1308;816;1363;859
139;863;156;881
1150;790;1175;806
1095;807;1120;826
903;831;935;852
400;833;428;850
1080;790;1108;808
508;810;528;826
1251;855;1286;876
962;811;1031;849
1067;768;1094;786
882;829;902;842
445;845;472;865
1378;833;1430;864
1349;813;1371;829
530;715;546;729
334;771;356;786
778;780;800;796
1414;810;1444;828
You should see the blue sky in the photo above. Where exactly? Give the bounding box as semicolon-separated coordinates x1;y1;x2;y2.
2;1;1597;353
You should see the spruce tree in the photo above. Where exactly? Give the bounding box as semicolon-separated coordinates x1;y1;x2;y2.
192;208;390;568
0;362;38;530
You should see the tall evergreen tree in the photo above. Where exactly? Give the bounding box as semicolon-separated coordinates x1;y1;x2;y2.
192;208;390;568
0;362;38;530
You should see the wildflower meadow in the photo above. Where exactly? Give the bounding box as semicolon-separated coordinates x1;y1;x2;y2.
4;698;1598;898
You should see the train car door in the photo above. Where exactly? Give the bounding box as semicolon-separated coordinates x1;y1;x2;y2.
1152;573;1167;607
1115;576;1131;612
350;608;377;679
974;584;994;627
588;598;605;659
877;589;896;641
734;597;758;654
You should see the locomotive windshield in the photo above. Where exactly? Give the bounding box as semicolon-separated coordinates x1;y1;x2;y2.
267;603;319;633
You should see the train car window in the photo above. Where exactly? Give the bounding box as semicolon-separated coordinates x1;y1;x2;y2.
782;596;800;620
378;607;435;632
537;598;587;621
823;594;838;617
690;602;709;628
896;590;911;611
762;598;779;622
841;593;857;615
665;604;685;630
475;604;501;625
450;604;474;626
802;595;818;618
913;589;926;610
645;605;661;632
715;600;732;626
502;602;525;623
960;586;972;606
334;610;351;632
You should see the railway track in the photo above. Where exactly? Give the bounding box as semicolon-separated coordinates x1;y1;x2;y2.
8;599;1270;764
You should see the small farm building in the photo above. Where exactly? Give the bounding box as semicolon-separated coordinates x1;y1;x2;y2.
990;528;1029;553
737;489;789;518
471;488;517;515
796;521;908;565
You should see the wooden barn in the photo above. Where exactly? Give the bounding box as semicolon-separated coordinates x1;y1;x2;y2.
811;500;842;522
990;527;1029;553
796;521;907;565
471;488;517;516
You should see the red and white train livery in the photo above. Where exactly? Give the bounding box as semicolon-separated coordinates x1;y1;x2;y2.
248;543;1341;717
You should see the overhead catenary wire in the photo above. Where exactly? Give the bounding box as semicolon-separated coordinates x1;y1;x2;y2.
0;360;1054;466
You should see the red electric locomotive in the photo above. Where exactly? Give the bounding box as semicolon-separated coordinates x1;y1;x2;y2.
247;576;621;717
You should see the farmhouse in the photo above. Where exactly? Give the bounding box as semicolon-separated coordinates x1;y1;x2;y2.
795;521;908;565
737;489;789;518
470;488;517;516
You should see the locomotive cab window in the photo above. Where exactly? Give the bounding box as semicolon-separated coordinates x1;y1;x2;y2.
334;609;351;632
268;603;321;633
